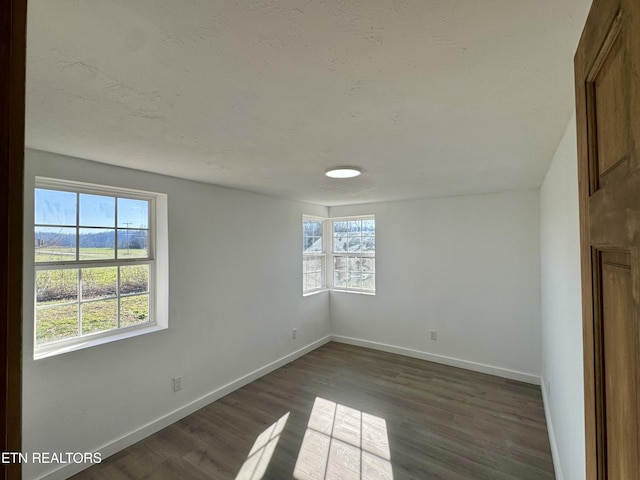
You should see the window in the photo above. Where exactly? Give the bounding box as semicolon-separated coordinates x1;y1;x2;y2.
33;177;168;358
303;217;325;294
331;217;375;293
302;215;375;295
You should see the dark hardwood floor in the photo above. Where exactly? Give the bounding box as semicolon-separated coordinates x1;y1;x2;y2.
72;342;554;479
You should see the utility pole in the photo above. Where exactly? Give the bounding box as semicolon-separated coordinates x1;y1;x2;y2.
123;222;132;255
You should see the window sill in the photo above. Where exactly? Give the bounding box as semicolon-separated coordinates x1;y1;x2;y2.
303;288;376;297
330;289;376;296
34;322;168;360
303;288;329;297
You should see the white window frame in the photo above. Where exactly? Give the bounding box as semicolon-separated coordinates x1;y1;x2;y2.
302;214;375;296
33;177;169;359
302;215;327;295
329;215;376;295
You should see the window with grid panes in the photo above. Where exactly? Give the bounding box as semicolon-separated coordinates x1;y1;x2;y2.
302;217;325;294
331;217;375;293
33;177;167;357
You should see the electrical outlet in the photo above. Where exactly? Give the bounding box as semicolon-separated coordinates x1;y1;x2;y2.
292;328;298;340
430;330;437;341
173;376;183;392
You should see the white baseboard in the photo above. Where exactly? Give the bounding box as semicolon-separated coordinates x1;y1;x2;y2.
541;375;562;480
331;335;541;385
36;335;332;480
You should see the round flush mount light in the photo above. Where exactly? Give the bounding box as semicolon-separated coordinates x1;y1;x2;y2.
325;167;362;179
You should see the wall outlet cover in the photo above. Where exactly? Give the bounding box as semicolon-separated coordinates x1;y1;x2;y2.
173;376;183;392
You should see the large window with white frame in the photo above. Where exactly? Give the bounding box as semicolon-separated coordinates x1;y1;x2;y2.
302;215;375;295
33;177;168;358
331;216;375;293
302;216;326;294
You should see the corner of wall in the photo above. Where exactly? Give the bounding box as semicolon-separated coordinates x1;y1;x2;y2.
539;110;585;480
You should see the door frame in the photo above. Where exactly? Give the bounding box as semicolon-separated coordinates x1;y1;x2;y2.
1;0;26;479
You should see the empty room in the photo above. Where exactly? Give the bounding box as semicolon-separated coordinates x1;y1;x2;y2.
4;0;639;478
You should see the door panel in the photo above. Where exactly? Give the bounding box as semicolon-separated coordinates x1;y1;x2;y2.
600;251;637;478
593;33;628;178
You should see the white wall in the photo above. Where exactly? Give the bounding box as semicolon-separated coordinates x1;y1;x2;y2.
539;113;585;480
22;149;330;480
329;190;541;382
22;149;560;479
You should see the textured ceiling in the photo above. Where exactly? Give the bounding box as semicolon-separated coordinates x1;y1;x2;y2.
26;0;591;206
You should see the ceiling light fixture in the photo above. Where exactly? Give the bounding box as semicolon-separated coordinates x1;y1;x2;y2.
325;167;362;179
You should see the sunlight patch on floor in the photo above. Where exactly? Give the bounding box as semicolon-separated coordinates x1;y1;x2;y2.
235;412;290;480
294;397;393;480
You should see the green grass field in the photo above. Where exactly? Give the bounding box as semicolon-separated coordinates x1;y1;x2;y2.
35;260;150;344
36;295;149;344
35;246;148;262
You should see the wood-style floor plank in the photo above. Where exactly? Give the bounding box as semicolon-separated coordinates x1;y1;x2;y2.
71;342;554;479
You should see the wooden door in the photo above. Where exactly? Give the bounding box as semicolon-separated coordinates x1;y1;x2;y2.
575;0;640;478
1;1;26;479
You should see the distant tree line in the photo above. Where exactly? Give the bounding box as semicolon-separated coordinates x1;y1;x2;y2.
35;230;148;249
